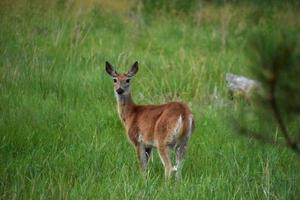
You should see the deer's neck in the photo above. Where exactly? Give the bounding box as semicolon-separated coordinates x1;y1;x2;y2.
116;93;136;126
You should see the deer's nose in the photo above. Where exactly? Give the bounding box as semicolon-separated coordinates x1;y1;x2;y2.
116;88;124;95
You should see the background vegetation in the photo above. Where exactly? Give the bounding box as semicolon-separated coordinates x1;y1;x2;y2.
0;0;299;199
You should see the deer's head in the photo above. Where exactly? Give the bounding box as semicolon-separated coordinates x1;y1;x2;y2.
105;61;139;96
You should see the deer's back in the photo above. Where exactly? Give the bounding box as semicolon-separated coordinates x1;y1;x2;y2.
128;102;194;147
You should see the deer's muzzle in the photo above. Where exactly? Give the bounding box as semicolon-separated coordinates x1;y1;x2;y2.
116;88;124;95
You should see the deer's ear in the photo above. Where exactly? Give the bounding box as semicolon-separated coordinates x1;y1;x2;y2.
127;61;139;77
105;62;118;77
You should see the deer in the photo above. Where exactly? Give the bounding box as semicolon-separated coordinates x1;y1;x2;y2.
105;61;195;178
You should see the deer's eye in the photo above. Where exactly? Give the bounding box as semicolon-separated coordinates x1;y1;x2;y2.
113;79;117;83
126;79;130;83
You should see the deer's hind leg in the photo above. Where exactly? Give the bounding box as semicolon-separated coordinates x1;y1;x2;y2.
175;116;194;179
175;139;188;179
157;145;174;178
156;114;184;178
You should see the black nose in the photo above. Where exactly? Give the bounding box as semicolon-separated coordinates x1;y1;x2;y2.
116;88;124;95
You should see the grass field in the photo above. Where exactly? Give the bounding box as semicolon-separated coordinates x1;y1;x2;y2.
1;0;300;199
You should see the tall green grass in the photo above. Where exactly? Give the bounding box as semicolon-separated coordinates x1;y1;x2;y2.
1;0;299;199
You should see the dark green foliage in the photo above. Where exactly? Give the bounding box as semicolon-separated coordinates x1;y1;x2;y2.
235;31;300;154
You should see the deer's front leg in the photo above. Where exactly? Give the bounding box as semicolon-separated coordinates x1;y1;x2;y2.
135;143;147;171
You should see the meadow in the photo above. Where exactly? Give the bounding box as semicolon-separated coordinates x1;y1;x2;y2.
0;0;299;199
